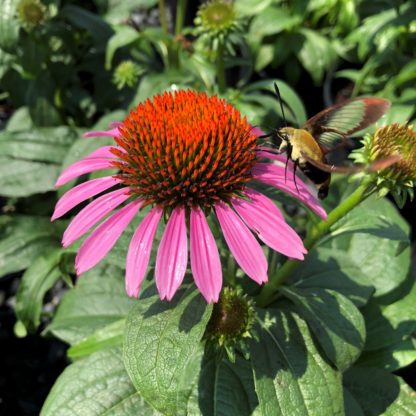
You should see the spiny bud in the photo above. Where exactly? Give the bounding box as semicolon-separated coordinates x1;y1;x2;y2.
354;123;416;207
17;0;47;29
205;287;256;361
194;0;244;54
113;60;142;90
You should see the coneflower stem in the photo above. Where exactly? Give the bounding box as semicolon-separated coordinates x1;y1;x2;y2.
175;0;187;35
159;0;169;36
255;182;372;307
216;40;226;94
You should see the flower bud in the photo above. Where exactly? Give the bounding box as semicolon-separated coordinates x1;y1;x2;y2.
17;0;47;29
205;287;256;361
113;60;142;90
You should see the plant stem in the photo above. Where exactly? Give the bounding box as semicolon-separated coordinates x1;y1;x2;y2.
255;182;372;307
159;0;169;36
175;0;187;35
216;40;226;94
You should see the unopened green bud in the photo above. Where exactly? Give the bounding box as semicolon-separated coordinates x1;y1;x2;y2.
113;61;142;90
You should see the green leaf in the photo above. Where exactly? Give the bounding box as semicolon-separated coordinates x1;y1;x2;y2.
357;338;416;372
99;0;158;24
250;7;301;37
59;5;112;45
68;318;125;360
5;107;33;132
15;248;63;333
293;247;373;307
46;264;136;345
0;0;19;52
362;281;416;352
251;309;344;416
0;215;62;278
343;387;364;416
124;287;212;416
106;26;140;70
281;287;365;371
41;347;160;416
244;79;307;126
344;367;416;415
298;28;336;84
187;353;259;416
0;127;78;197
234;0;273;16
322;196;411;298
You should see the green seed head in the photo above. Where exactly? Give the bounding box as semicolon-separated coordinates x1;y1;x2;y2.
17;0;47;29
113;60;143;90
205;287;256;361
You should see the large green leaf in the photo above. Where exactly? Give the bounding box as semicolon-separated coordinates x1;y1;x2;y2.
250;7;301;38
187;353;259;416
46;264;136;345
344;367;416;415
251;309;344;416
357;338;416;372
322;196;411;298
281;287;365;371
298;28;336;84
124;287;212;416
292;247;374;307
15;248;63;333
362;281;416;352
59;5;112;45
0;127;78;197
68;319;125;360
0;215;62;278
244;79;307;126
41;347;160;416
105;26;140;69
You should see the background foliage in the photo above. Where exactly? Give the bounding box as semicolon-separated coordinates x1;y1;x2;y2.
0;0;415;415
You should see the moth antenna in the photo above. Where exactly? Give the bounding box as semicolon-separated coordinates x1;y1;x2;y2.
273;82;287;127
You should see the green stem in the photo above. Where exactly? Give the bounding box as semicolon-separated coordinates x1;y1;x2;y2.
159;0;169;36
216;40;226;94
255;182;373;307
175;0;187;35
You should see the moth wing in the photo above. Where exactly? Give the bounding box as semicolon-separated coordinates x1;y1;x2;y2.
303;98;390;153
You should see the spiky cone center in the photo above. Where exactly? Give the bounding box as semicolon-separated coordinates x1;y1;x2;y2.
17;0;46;27
197;0;237;32
112;90;257;210
371;123;416;181
205;287;255;346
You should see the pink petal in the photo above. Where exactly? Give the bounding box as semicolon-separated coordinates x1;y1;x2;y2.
155;206;188;301
76;199;143;275
52;176;120;221
190;207;222;303
55;146;118;187
215;201;267;284
110;121;123;128
256;146;294;167
83;127;121;138
232;197;306;260
244;188;284;220
62;188;131;247
84;146;117;159
251;126;265;137
126;206;163;298
252;162;327;219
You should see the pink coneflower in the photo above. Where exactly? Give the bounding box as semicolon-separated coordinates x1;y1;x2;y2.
52;90;326;302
